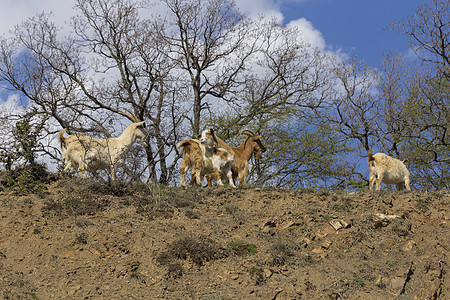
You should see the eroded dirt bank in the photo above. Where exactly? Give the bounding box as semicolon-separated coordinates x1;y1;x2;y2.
0;179;448;299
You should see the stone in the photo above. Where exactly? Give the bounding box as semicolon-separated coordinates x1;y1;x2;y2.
320;239;332;250
401;240;416;252
329;219;343;230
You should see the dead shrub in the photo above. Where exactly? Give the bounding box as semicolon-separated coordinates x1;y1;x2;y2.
270;240;296;266
167;262;184;279
249;266;265;285
225;204;246;224
42;192;108;217
183;208;201;219
157;235;229;278
75;229;88;244
75;217;94;228
169;235;229;266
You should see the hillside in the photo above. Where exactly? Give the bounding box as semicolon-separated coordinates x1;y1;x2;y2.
0;178;448;299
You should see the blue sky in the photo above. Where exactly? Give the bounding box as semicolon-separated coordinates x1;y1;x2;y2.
279;0;425;64
0;0;425;103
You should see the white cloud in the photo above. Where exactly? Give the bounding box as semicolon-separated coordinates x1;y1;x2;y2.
233;0;328;51
287;18;326;50
0;0;76;37
234;0;277;17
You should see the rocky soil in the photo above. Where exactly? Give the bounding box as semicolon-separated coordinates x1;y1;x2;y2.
0;178;448;299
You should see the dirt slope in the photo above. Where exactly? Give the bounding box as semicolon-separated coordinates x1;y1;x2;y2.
0;179;448;299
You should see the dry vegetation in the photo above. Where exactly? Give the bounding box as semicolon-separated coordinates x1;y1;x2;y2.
0;177;448;299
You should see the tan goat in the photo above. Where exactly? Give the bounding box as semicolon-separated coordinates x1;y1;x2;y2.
367;149;411;191
204;129;266;186
59;111;146;180
177;129;235;189
176;139;204;189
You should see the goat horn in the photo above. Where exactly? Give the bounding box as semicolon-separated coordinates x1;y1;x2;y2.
240;129;256;137
118;109;141;123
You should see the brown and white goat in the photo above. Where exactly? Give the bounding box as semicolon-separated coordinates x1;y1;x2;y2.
177;139;204;189
177;129;235;189
367;149;411;191
59;111;146;181
205;129;266;186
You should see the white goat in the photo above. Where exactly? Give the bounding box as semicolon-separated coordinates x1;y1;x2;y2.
59;111;146;181
367;149;411;191
177;129;235;189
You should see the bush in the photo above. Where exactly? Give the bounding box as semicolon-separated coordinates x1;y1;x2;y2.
228;240;257;256
157;235;230;278
2;164;50;195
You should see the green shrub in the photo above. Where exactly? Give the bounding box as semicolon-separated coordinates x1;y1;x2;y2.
228;240;257;256
3;164;49;195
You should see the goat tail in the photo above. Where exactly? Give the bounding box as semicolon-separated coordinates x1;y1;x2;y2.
176;139;194;150
59;129;67;149
367;149;375;162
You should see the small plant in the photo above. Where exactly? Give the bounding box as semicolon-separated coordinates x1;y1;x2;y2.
270;240;295;266
352;273;366;287
32;227;42;234
331;196;352;212
225;204;246;223
75;229;88;244
228;241;257;256
42;190;108;216
75;217;94;228
249;266;265;285
130;270;147;284
183;208;201;219
157;234;229;277
3;164;48;195
167;262;184;279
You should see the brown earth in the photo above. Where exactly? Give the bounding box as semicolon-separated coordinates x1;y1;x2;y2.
0;178;448;299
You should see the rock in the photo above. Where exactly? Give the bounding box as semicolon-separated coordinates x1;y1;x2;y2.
375;213;400;220
389;262;415;295
261;220;276;229
269;288;283;300
305;232;316;241
312;248;324;254
375;274;388;288
62;251;77;260
322;224;337;235
374;213;401;228
263;268;273;279
320;239;332;250
329;219;343;230
401;240;416;252
282;221;301;229
389;277;406;293
301;237;312;246
315;231;328;239
339;219;351;228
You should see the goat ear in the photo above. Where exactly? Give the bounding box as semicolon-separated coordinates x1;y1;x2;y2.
210;129;218;145
402;159;409;164
253;135;262;140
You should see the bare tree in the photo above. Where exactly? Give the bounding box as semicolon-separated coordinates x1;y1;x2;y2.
388;0;449;189
0;0;183;183
161;0;261;135
390;0;449;79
